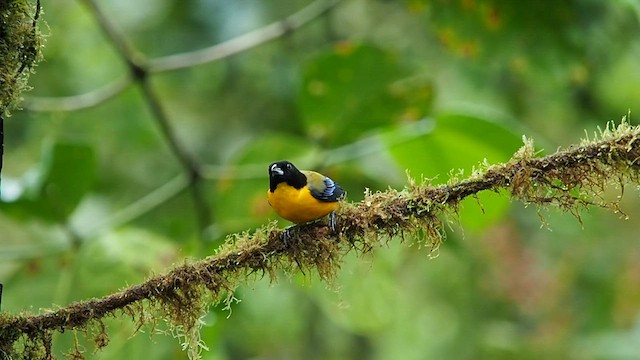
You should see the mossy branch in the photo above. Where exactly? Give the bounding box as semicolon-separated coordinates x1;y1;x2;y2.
2;119;640;359
1;0;42;199
0;0;42;115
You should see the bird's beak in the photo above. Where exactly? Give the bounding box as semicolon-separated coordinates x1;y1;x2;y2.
270;164;284;176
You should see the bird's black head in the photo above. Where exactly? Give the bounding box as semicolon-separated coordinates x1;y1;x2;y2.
269;160;307;192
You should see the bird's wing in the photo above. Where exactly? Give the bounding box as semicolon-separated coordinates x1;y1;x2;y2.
302;170;346;202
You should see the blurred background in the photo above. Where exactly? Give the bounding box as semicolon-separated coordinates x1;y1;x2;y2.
2;0;640;358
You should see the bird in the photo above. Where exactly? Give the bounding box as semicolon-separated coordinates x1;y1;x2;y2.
267;160;345;234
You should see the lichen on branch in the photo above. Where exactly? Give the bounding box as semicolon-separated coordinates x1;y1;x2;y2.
1;119;640;359
0;0;43;115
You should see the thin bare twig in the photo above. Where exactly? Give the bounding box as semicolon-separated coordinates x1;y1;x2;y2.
82;175;189;238
137;78;211;237
149;0;342;72
23;76;132;112
23;0;341;112
80;0;212;238
80;0;145;69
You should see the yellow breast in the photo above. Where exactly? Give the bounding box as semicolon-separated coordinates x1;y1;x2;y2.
267;183;339;224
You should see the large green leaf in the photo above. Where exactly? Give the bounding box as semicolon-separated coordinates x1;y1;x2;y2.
387;113;522;230
0;141;96;222
75;228;179;298
298;43;434;146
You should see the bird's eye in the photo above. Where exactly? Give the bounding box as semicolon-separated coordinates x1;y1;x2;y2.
286;163;292;169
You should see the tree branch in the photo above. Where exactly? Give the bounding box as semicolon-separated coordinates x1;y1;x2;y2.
23;76;132;112
22;0;342;112
1;120;639;359
149;0;342;72
79;0;213;239
1;114;4;197
1;0;42;189
82;174;189;238
137;77;212;238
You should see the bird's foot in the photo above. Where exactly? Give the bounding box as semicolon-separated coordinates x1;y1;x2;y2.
280;224;297;246
329;212;338;234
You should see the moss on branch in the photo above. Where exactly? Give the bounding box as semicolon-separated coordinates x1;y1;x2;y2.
0;0;42;114
1;119;640;359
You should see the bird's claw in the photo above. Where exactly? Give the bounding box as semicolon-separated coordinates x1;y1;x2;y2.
329;212;338;234
280;225;296;246
280;213;338;247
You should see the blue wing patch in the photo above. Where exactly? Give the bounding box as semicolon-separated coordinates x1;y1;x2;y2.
310;176;346;202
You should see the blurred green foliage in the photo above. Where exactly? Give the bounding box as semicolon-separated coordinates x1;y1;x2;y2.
2;0;640;359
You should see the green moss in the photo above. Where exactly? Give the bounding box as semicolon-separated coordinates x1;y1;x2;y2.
0;0;43;114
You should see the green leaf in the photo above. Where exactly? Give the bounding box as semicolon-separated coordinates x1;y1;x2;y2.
75;228;179;298
0;141;96;222
387;114;520;179
298;43;434;146
1;255;69;312
387;113;522;230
